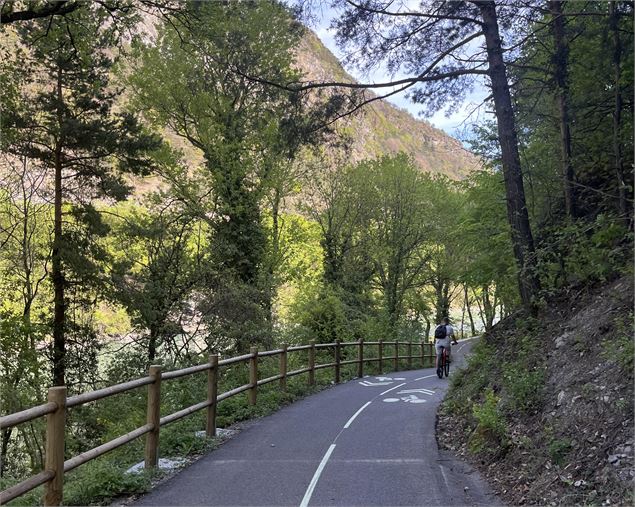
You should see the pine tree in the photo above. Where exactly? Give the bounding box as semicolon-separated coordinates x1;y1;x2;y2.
2;6;159;385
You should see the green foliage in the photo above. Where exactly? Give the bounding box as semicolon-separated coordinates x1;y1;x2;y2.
63;459;151;506
298;286;353;343
537;215;632;290
443;339;495;418
126;0;331;352
548;438;572;466
502;365;545;414
601;311;634;373
468;388;507;454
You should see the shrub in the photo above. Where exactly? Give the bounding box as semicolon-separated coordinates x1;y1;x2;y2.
468;389;507;454
502;364;545;414
548;437;572;466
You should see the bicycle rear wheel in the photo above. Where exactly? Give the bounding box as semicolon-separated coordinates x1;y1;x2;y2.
443;349;450;377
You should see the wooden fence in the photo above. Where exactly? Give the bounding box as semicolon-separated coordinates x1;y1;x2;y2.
0;339;435;506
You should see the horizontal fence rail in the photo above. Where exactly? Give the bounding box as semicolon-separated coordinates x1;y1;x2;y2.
0;339;437;506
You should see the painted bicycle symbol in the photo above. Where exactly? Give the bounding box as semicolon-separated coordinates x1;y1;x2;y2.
382;388;435;404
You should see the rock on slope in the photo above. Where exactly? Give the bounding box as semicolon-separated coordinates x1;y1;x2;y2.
438;276;634;506
295;30;479;179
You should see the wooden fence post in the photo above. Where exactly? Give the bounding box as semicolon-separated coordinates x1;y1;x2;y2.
280;343;288;391
145;365;162;469
249;347;258;406
357;338;364;378
428;342;435;367
206;355;218;437
43;386;66;507
378;339;383;374
394;340;399;371
407;341;413;369
334;339;341;383
308;340;316;386
420;341;425;368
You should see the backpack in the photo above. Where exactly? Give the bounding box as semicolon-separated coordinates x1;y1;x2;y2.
434;324;447;340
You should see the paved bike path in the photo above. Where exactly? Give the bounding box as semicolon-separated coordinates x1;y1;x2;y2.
133;339;499;506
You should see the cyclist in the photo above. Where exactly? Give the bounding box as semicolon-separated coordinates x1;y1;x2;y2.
434;317;458;370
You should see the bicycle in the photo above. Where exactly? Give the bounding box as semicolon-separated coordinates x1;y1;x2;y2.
436;346;450;379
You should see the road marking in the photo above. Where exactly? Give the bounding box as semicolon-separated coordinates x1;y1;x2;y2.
300;341;475;504
358;380;393;386
299;444;336;507
344;401;371;429
398;388;435;395
379;382;406;396
401;394;427;404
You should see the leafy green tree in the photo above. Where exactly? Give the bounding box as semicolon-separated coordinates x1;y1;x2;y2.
1;6;159;385
510;1;633;287
293;0;542;308
456;169;518;327
0;162;51;475
127;1;327;351
109;199;206;362
363;155;434;331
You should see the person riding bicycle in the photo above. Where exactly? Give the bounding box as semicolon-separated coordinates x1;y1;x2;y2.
434;317;458;370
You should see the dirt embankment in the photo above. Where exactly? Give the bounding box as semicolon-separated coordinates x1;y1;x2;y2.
438;276;634;506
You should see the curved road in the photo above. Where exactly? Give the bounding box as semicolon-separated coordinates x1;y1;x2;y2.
133;339;499;506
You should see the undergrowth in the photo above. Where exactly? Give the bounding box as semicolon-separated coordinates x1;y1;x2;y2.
442;320;546;460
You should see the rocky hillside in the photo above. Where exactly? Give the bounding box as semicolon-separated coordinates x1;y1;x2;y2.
295;30;479;179
438;276;634;506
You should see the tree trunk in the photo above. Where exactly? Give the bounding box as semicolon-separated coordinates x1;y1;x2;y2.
423;315;431;342
434;278;450;323
52;63;65;387
0;428;12;476
482;284;496;331
460;295;466;339
148;328;157;362
464;284;477;336
386;277;399;333
474;288;486;331
549;0;576;218
609;1;628;226
478;0;540;309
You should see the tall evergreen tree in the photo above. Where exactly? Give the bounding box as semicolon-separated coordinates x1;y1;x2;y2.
1;6;158;385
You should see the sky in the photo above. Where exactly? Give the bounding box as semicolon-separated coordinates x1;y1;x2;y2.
310;8;491;140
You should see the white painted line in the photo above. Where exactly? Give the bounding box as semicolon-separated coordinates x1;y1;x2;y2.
414;374;437;381
379;382;407;396
398;389;435;395
344;401;371;429
300;444;336;507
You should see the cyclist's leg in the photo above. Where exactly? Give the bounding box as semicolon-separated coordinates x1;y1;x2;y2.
435;341;442;369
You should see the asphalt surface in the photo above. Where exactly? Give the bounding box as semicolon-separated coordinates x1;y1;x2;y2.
133;338;500;506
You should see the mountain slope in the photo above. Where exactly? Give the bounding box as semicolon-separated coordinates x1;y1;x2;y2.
296;30;480;179
438;276;634;506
